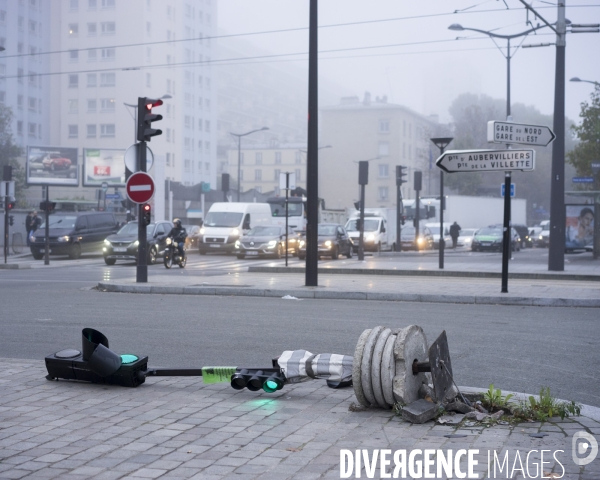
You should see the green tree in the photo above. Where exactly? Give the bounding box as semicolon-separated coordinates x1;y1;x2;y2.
0;104;25;203
567;85;600;186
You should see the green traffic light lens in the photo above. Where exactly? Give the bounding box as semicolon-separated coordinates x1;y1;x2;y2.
120;354;139;364
263;379;280;393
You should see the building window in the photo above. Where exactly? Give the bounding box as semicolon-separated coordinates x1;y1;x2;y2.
274;169;280;180
295;152;302;164
28;72;37;87
378;164;389;178
0;11;6;23
28;123;37;137
184;116;191;128
255;153;262;165
69;50;78;62
29;20;37;34
275;152;281;164
69;24;78;36
379;119;390;133
88;49;97;62
101;48;115;61
100;98;115;111
101;0;115;7
166;153;171;166
88;0;97;9
70;0;79;9
0;91;5;103
28;97;36;111
184;160;190;171
101;21;115;35
87;99;96;112
68;125;78;138
184;138;190;150
68;99;78;113
205;120;210;132
166;129;171;142
17;95;23;109
17;121;23;136
255;169;262;181
17;69;23;84
184;93;192;106
69;74;79;88
88;23;97;36
409;123;412;138
205;141;210;152
205;162;210;171
87;124;96;137
146;22;151;36
100;73;115;86
378;141;390;157
295;169;301;182
87;73;97;87
100;124;115;137
378;187;389;201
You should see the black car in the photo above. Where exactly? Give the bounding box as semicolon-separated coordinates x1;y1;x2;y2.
399;226;434;251
297;224;353;260
103;221;173;265
234;225;300;259
184;225;202;250
30;212;119;260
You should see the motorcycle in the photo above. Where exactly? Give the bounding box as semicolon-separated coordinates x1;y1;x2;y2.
164;237;187;269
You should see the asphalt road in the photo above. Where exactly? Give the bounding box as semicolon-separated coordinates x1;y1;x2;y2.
1;257;598;408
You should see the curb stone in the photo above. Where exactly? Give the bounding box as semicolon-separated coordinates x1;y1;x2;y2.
96;282;600;308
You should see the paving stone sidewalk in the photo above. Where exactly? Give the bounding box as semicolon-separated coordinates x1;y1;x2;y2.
1;358;599;479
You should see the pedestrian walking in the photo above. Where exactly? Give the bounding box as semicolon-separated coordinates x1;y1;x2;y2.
449;221;461;249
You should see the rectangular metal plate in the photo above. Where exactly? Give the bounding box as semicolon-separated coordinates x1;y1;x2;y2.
113;247;127;252
429;330;453;403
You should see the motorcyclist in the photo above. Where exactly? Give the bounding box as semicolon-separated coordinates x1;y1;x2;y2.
167;219;187;258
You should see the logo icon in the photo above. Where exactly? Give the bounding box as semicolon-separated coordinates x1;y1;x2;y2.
572;431;598;466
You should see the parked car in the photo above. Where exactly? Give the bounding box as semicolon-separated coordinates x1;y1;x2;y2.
538;220;550;247
42;154;72;171
184;224;202;250
30;212;119;260
297;223;353;260
456;228;478;248
399;226;434;251
425;222;452;249
103;221;173;265
235;225;301;259
471;226;520;252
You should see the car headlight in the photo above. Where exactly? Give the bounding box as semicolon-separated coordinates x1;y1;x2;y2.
231;228;239;236
235;240;240;248
104;239;111;246
30;236;36;242
366;234;375;242
324;240;332;248
200;228;205;234
57;236;70;242
417;237;424;244
132;240;139;247
267;240;277;248
299;240;305;248
539;235;543;240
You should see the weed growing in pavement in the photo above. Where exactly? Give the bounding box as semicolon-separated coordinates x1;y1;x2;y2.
482;384;514;412
513;387;582;421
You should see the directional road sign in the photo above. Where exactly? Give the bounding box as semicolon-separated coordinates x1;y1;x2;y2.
436;149;536;173
126;172;155;204
105;193;121;200
591;162;600;173
572;177;594;183
487;121;556;147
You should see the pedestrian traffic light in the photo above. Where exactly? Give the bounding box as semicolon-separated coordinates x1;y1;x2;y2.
6;196;15;210
354;201;361;211
137;97;163;142
396;165;407;186
45;328;149;387
358;161;369;185
141;203;151;226
230;368;286;393
414;171;422;191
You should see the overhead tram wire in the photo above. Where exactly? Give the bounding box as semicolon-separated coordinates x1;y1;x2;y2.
0;4;596;61
1;31;560;82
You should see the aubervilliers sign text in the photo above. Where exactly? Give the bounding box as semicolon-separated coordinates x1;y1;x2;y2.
435;149;535;174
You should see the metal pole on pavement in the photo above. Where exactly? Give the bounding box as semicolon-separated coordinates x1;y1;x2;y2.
137;141;148;283
3;182;7;264
430;138;453;269
501;172;512;292
44;186;49;265
285;173;289;267
305;0;319;286
358;183;366;261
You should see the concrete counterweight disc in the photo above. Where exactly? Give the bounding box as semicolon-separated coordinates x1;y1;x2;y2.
392;325;429;405
352;329;372;407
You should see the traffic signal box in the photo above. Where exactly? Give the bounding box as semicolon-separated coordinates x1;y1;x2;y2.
45;328;148;388
137;97;163;142
39;201;56;212
141;203;151;226
45;328;287;394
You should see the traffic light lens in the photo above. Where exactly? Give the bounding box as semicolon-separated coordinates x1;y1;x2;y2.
120;354;139;364
263;379;279;393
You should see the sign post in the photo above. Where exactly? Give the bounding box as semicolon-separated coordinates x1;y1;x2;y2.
126;171;155;283
279;172;296;267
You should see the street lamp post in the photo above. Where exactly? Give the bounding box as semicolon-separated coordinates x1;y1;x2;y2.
230;127;269;202
430;138;453;269
570;77;600;87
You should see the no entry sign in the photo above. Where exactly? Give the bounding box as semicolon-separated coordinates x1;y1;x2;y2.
126;172;155;204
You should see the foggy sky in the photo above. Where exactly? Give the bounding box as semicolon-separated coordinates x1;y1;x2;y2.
218;0;600;126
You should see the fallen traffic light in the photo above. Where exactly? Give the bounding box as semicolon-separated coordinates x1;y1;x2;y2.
230;368;285;393
142;203;151;226
45;328;148;388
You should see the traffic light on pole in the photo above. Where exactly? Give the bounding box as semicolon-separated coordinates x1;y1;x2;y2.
137;97;163;142
6;196;15;210
39;201;56;213
230;368;286;393
396;165;407;186
9;215;14;226
141;203;151;226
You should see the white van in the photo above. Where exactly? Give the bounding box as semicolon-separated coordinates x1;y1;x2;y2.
199;202;273;254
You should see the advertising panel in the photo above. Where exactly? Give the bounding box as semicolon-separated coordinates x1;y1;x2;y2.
83;148;126;187
26;146;79;186
565;204;595;251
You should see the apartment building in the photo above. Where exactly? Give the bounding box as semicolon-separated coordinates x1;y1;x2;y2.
0;0;52;148
320;93;438;210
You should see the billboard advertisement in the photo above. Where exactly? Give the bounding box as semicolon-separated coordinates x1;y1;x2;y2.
566;204;595;251
26;146;79;186
83;148;126;187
